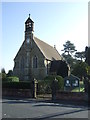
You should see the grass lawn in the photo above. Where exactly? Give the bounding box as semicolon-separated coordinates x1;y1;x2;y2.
71;81;85;92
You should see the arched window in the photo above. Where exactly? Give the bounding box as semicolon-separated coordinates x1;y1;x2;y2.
33;56;37;68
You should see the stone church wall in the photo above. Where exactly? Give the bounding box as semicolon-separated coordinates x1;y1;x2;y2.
13;38;48;81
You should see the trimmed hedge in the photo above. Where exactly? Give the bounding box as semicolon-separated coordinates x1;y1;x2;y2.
2;81;33;89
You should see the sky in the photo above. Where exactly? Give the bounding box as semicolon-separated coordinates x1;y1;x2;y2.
1;1;89;73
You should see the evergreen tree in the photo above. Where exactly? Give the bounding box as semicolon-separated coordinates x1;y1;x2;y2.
7;70;13;77
0;68;7;81
62;40;77;56
1;68;6;74
61;40;77;71
75;51;85;61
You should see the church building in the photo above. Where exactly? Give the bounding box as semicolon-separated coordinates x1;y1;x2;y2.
13;15;69;81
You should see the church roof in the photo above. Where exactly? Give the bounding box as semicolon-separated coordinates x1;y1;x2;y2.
34;37;62;61
14;36;62;61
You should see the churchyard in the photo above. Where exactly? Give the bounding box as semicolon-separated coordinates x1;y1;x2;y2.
1;43;90;103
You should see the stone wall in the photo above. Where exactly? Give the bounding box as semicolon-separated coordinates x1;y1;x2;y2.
13;37;48;81
55;91;88;102
2;89;33;98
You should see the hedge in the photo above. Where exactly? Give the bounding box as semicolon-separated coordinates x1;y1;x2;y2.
2;81;33;89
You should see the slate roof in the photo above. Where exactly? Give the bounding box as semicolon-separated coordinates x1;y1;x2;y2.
34;37;62;61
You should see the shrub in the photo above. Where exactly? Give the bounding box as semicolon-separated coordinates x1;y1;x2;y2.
37;75;64;94
56;76;64;90
44;75;64;91
7;70;13;77
0;73;7;81
7;76;19;82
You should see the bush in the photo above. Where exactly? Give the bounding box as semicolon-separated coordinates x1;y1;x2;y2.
0;73;7;81
7;70;13;77
37;75;64;94
56;76;64;90
7;76;19;82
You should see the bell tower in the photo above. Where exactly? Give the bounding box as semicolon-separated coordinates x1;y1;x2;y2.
25;14;34;32
25;14;34;44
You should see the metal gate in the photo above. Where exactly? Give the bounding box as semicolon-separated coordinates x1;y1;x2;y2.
36;80;52;100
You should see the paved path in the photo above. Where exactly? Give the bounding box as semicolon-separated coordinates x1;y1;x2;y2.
2;98;89;119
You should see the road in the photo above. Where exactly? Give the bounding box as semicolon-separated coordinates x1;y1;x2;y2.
2;98;89;119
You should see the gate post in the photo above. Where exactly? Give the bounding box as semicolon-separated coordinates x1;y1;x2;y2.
52;78;58;100
33;78;38;98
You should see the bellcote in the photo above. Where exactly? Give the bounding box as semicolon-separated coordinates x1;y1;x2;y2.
25;14;34;32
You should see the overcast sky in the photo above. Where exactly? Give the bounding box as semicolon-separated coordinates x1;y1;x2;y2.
1;1;89;73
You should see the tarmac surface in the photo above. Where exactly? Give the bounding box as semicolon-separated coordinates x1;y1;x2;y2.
1;97;90;119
